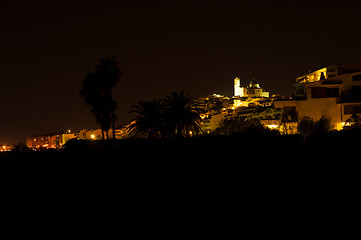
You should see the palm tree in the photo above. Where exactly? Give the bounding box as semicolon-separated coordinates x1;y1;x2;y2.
80;73;106;139
93;96;118;139
95;57;122;139
163;91;202;137
80;57;121;139
128;100;164;138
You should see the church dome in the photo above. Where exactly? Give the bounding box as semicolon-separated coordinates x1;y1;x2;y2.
248;78;260;88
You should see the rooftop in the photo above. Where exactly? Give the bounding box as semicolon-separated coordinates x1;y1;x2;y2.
296;64;361;84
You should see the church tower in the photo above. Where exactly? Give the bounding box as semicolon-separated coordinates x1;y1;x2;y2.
234;77;269;98
234;77;245;97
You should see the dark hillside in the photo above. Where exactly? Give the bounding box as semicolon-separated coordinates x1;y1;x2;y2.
2;131;360;228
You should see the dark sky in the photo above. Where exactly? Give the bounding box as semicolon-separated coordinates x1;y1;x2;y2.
1;0;361;144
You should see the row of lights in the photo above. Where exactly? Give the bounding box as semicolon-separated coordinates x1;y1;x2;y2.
1;145;12;152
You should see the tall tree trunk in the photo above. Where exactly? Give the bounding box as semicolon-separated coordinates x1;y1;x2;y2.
112;117;116;139
101;130;105;140
109;90;116;139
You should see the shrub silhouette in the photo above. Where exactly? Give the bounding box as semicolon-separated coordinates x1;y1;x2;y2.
298;115;333;136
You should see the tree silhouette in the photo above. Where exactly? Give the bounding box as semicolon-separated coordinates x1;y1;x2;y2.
80;57;121;139
128;91;202;138
163;91;203;138
95;57;121;139
128;100;164;138
80;72;106;139
93;96;117;139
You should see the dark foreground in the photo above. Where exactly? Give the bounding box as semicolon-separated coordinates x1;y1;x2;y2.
1;131;360;233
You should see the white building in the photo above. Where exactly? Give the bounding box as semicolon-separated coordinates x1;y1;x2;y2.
77;129;103;140
234;77;269;98
233;77;271;108
201;112;227;133
76;128;123;140
274;64;361;130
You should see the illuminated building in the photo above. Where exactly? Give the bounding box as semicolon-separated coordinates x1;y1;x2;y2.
193;94;232;116
294;65;340;99
233;77;271;108
27;135;51;149
26;127;127;149
76;128;122;140
201;112;228;133
77;129;103;140
234;77;269;98
62;133;75;145
274;63;361;130
193;94;233;133
26;131;75;149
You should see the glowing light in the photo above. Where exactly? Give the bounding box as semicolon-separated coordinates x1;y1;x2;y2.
342;122;351;127
266;124;279;129
91;134;95;139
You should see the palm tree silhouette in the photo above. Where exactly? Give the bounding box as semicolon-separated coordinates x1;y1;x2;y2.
95;57;122;139
127;91;202;138
93;96;117;139
80;73;106;139
80;57;121;139
128;100;164;138
163;91;203;138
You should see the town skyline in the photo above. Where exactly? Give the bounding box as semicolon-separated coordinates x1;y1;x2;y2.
1;0;361;144
6;59;361;149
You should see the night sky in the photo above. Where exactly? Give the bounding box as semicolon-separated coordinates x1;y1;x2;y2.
1;0;361;144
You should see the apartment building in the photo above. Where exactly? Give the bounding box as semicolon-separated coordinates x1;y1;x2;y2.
275;64;361;130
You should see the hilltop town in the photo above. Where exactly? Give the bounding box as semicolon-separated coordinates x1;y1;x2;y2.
10;61;360;151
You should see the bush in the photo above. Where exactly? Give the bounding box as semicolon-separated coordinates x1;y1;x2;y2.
298;115;333;136
298;116;316;136
317;115;333;133
213;117;266;135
